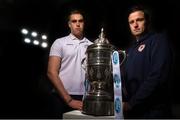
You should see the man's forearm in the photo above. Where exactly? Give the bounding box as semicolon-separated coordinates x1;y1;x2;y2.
48;74;72;103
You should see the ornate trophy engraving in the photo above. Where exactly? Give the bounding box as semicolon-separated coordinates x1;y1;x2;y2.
82;28;126;116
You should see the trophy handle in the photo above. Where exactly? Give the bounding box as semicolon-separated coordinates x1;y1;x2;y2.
118;50;126;66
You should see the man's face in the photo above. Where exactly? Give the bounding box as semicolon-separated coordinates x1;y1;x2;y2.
68;13;84;38
128;11;146;39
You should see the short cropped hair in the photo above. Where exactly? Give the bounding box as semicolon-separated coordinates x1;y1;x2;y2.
67;9;85;22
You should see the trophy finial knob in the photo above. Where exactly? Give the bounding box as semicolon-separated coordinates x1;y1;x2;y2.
100;28;104;40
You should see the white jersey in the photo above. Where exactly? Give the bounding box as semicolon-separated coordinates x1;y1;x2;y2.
49;34;93;95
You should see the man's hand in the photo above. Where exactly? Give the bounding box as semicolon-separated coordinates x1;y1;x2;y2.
68;99;83;110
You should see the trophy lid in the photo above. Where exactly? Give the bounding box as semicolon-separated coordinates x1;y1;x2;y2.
94;28;109;44
87;28;114;52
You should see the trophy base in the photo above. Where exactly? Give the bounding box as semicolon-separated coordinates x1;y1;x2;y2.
82;96;114;116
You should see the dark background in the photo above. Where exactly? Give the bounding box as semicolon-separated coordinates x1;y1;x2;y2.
0;0;180;118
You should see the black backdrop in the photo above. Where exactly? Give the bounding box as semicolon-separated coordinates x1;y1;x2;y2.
0;0;179;118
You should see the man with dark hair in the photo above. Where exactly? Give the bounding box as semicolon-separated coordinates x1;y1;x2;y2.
47;9;92;118
122;5;173;118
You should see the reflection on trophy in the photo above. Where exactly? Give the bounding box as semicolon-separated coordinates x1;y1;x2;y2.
82;28;126;116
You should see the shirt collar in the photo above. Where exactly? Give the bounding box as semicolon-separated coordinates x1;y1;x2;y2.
69;33;77;40
69;33;85;40
68;33;88;43
134;31;154;44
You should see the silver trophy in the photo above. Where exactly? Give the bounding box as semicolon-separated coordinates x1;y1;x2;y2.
82;28;126;116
